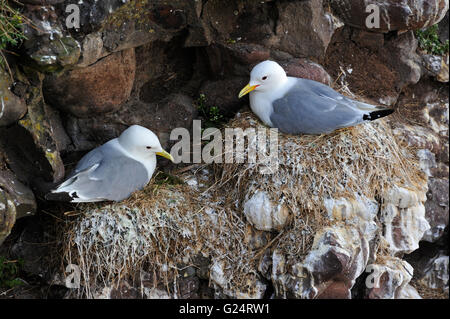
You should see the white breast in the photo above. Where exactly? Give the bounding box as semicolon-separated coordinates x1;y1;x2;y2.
112;139;156;182
249;77;297;127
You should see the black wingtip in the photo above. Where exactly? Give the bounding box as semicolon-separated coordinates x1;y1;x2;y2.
363;108;395;121
45;191;75;202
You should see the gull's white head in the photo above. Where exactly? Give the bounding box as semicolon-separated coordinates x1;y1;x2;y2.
239;60;287;98
118;125;173;162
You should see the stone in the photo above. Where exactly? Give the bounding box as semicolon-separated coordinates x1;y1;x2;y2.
438;11;449;43
271;225;370;299
43;48;136;118
0;68;27;127
366;257;414;299
381;185;430;255
323;194;379;243
397;284;422;299
422;54;449;83
418;254;449;292
243;190;290;232
351;29;385;52
203;43;271;79
99;1;195;53
0;189;16;246
423;178;449;242
21;5;81;72
381;31;422;89
330;0;449;33
0;71;66;186
10;220;53;279
199;77;248;114
77;33;105;68
324;27;416;106
275;0;338;59
280;58;333;86
0;169;37;220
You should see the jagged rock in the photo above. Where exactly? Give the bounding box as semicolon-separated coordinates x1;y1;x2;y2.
201;0;276;48
243;190;290;232
0;170;36;220
397;284;422;299
0;170;36;245
382;31;422;89
417;149;437;177
98;0;210;53
325;27;421;106
43;48;136;118
351;29;385;52
0;68;27;127
0;72;66;186
323;194;379;243
330;0;449;32
274;0;339;59
76;33;104;68
418;254;449;292
381;185;430;255
438;11;449;43
281;58;333;86
365;257;414;299
199;77;248;114
423;178;449;242
10;219;53;279
422;54;449;83
22;5;80;72
271;225;370;299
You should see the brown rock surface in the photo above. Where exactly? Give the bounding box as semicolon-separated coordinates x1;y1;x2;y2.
43;49;136;118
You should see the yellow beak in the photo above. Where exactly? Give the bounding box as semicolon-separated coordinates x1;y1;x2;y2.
156;150;174;162
238;83;259;98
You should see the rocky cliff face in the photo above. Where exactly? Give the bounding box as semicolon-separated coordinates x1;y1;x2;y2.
0;0;448;299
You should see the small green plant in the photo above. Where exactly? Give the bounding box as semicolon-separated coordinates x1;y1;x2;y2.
196;93;225;129
0;0;28;70
153;171;184;186
415;24;449;56
0;256;24;289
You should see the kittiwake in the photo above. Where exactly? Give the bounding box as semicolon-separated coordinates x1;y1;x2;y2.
47;125;174;203
238;60;394;134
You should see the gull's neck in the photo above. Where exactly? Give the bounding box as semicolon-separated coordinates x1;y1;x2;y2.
249;77;296;127
115;138;156;181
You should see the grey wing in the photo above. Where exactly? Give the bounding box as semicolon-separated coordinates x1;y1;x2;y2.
54;149;149;202
270;78;379;134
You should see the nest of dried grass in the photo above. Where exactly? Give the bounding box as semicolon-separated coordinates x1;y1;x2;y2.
60;110;426;298
61;180;265;298
213;111;426;264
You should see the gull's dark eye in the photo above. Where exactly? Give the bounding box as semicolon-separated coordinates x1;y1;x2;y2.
262;76;268;80
146;146;152;149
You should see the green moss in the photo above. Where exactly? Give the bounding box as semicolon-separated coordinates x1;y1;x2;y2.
415;24;449;56
101;0;151;30
0;256;24;289
0;0;27;67
196;93;225;129
153;171;184;186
